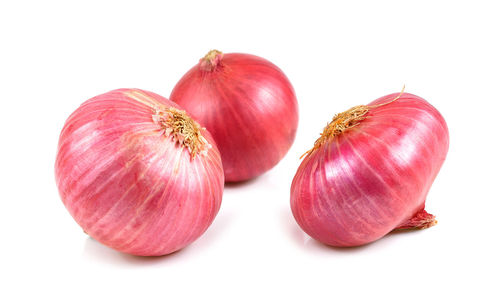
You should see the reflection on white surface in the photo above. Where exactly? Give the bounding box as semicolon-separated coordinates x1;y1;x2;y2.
82;237;187;266
82;208;235;266
283;205;434;255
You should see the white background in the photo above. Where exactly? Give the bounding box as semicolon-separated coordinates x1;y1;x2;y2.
1;0;499;297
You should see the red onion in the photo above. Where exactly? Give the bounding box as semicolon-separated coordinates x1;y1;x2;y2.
170;50;299;182
290;91;449;247
55;89;224;256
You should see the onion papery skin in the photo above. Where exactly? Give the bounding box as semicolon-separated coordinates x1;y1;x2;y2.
55;89;224;256
290;92;449;247
170;51;299;182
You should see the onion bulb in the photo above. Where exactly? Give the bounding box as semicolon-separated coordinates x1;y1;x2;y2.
55;89;224;256
170;50;299;182
290;90;449;247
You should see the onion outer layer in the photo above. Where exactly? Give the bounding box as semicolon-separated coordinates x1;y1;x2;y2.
291;91;449;247
55;89;224;256
171;50;299;182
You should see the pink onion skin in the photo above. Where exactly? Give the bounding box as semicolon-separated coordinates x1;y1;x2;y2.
170;51;299;182
290;93;449;247
55;89;224;256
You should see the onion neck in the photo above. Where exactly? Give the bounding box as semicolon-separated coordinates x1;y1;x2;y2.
394;209;437;230
199;49;223;71
152;107;211;159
